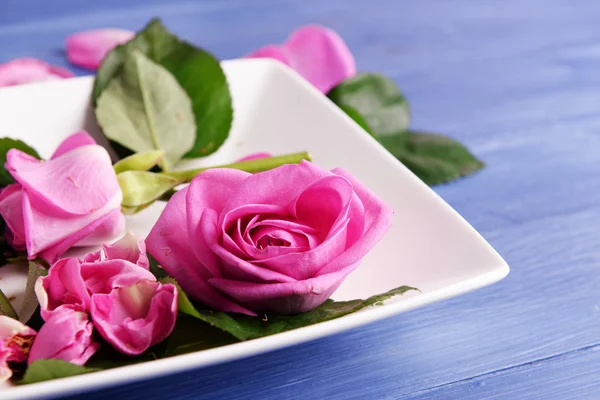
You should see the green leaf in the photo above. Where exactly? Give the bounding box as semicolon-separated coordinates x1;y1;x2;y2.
117;171;182;207
337;104;375;136
162;277;417;341
94;18;233;159
113;150;165;174
18;262;48;324
96;50;196;170
379;130;485;185
21;360;101;384
0;138;40;186
328;73;410;137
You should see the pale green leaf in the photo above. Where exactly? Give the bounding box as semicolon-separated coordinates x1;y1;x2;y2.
96;50;196;170
94;19;233;158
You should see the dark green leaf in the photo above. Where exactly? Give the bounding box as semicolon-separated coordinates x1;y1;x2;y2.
0;138;40;186
379;130;485;185
18;262;48;323
328;73;410;137
96;50;196;170
163;277;417;341
94;18;233;159
21;360;100;384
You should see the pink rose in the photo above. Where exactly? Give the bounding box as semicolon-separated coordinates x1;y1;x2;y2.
0;316;36;383
246;25;356;93
28;308;98;366
66;29;134;71
0;131;125;263
147;161;393;315
0;58;74;87
36;248;177;355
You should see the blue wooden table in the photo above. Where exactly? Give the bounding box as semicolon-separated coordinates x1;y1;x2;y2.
3;0;600;398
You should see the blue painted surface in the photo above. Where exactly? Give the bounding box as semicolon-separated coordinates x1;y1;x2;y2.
3;0;600;398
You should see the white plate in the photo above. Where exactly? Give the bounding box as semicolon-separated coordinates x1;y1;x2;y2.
0;59;509;399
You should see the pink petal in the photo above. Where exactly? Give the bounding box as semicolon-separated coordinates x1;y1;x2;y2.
37;258;91;320
0;184;26;250
24;194;123;262
66;29;134;71
7;145;119;215
90;281;177;355
73;209;126;248
51;131;97;159
28;309;98;366
0;58;74;87
83;231;149;269
185;168;250;276
202;208;296;284
80;259;155;295
235;152;272;163
209;262;359;314
316;167;394;275
246;45;291;66
217;161;329;225
146;187;254;315
246;25;356;93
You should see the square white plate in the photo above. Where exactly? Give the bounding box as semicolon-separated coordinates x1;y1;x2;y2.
0;59;508;399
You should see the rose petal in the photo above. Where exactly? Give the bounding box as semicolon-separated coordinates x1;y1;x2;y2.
37;258;91;320
0;184;26;250
85;230;149;269
66;29;134;71
235;152;272;162
26;195;123;262
0;58;74;87
146;187;254;315
246;45;291;66
80;259;155;295
316;167;394;275
7;145;119;215
246;25;356;93
90;281;177;355
73;209;126;248
217;161;329;225
202;209;296;283
209;261;359;314
28;309;98;366
186;168;250;276
51;131;97;159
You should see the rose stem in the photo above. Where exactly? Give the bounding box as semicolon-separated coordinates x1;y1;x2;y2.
162;151;312;182
0;288;18;319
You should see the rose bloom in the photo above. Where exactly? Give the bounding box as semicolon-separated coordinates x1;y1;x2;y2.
0;316;36;383
35;234;177;356
0;131;124;263
147;161;392;315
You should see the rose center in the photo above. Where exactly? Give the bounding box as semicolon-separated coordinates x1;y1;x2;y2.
256;235;290;250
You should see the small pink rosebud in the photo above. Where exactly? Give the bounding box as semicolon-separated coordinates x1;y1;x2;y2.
0;316;36;383
28;308;99;366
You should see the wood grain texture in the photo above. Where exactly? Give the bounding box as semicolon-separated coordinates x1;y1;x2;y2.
3;0;600;398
